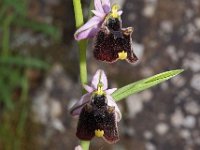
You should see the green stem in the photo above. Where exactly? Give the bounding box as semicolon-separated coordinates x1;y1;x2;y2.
80;141;90;150
78;40;87;86
2;14;13;56
73;0;89;149
73;0;88;85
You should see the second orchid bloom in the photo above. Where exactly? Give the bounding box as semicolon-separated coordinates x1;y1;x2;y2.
70;69;121;143
74;0;138;63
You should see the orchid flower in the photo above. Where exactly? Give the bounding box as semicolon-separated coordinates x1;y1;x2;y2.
76;93;120;143
74;0;122;41
70;69;121;122
70;69;121;143
74;0;138;64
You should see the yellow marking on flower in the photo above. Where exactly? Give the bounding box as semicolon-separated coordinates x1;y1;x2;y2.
95;81;104;95
111;4;120;18
96;84;104;95
95;129;104;137
118;51;127;60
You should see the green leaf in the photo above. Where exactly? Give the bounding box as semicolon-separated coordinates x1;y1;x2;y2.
112;69;184;101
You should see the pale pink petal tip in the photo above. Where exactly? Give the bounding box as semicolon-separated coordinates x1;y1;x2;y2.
118;10;123;16
83;84;94;93
75;145;83;150
105;88;117;94
102;0;111;13
74;16;101;40
91;10;105;18
94;0;104;13
91;69;108;90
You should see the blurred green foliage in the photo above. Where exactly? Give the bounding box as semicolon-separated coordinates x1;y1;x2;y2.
0;0;54;110
0;0;61;39
0;56;49;109
0;0;60;149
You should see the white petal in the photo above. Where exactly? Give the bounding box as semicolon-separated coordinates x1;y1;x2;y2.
74;16;101;40
94;0;104;13
83;84;94;93
118;10;123;16
102;0;111;14
106;95;122;122
105;88;117;94
91;69;108;90
70;93;91;116
91;10;105;18
75;145;83;150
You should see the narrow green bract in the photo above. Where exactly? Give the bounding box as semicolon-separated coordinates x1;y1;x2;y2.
112;69;184;101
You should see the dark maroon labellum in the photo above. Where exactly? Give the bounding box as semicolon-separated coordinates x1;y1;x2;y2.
76;94;119;144
94;17;138;63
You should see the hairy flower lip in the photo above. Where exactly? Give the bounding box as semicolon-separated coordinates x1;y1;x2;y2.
76;93;120;144
70;69;121;122
93;17;138;63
